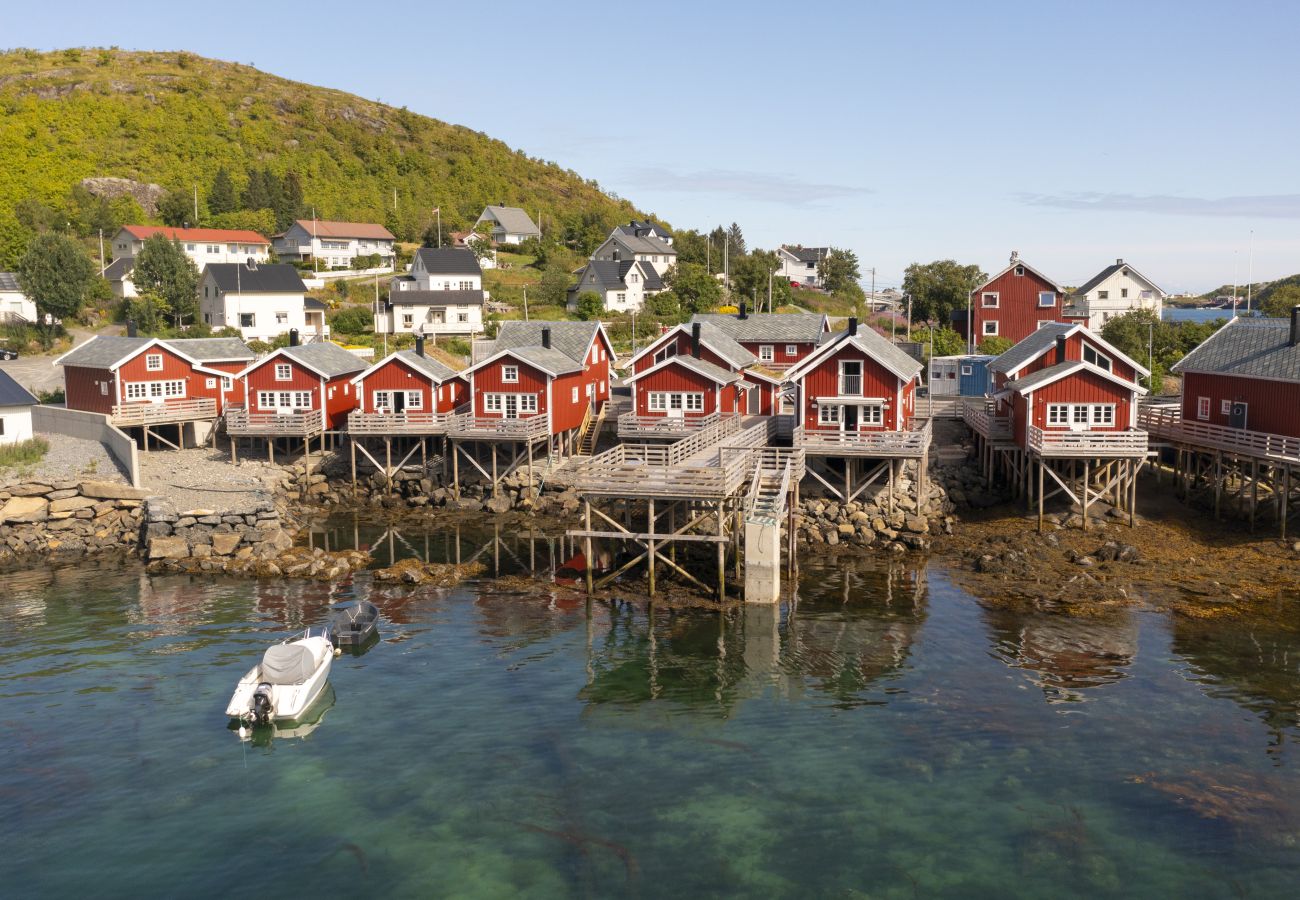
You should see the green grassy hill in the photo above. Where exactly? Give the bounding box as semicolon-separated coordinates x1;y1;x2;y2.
0;48;651;266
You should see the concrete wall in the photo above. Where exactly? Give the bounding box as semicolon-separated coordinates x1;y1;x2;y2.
31;405;140;487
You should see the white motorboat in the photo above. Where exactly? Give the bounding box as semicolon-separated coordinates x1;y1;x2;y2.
226;627;335;725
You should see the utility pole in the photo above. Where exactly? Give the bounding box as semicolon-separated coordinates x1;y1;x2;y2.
1247;229;1255;314
906;293;912;341
522;286;529;321
193;185;199;224
767;265;773;313
98;229;105;276
1147;321;1155;392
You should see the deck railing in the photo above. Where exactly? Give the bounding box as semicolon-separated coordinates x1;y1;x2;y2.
225;405;324;436
793;418;932;457
446;412;551;441
1139;404;1300;463
617;410;719;438
111;397;217;426
347;409;456;434
962;399;1013;441
1027;425;1148;457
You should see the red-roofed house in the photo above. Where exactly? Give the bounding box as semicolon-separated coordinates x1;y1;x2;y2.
107;226;272;299
273;220;396;270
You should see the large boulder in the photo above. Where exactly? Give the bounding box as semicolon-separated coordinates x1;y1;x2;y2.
80;481;153;501
148;536;190;559
7;483;53;497
1;496;49;523
211;533;243;556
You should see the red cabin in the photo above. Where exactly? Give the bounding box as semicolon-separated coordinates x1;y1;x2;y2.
55;335;253;440
460;322;613;440
785;318;924;451
959;254;1069;347
351;345;467;416
230;341;366;436
987;323;1148;451
1171;312;1300;440
689;308;829;369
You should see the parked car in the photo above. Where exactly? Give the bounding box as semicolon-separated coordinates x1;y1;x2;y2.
0;344;18;360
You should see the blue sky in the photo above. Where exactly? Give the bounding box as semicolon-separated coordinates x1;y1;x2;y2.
7;0;1300;293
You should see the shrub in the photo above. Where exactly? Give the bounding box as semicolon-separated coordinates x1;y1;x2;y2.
329;305;373;334
574;291;603;321
976;336;1014;356
0;436;50;470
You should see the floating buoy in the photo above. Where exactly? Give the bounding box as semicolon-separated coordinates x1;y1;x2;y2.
238;725;248;739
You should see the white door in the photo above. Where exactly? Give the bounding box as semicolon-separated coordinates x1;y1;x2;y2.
504;395;519;419
666;394;684;420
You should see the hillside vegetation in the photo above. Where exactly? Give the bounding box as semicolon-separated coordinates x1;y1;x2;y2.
0;48;651;266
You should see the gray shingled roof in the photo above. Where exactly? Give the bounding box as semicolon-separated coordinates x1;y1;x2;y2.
784;246;828;264
1172;316;1300;383
603;231;675;257
102;258;134;281
819;326;923;382
636;353;742;385
1001;361;1077;394
616;221;673;240
206;263;306;294
392;349;460;382
56;336;152;368
387;289;485;307
413;247;482;276
691;312;827;344
507;346;584;375
694;322;757;368
1072;260;1163;297
165;337;254;362
480;206;540;236
989;323;1075;374
280;342;368;378
570;259;663;294
493;321;600;365
0;369;38;407
0;272;22;292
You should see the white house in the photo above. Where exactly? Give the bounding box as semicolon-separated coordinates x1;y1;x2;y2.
0;369;37;445
567;259;664;314
272;220;396;270
106;226;272;300
776;246;828;288
199;262;309;342
1068;259;1166;331
378;247;485;336
590;226;677;279
474;206;541;245
0;272;37;324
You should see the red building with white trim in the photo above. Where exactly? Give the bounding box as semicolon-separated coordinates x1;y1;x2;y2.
689;308;829;370
229;339;366;436
959;253;1070;347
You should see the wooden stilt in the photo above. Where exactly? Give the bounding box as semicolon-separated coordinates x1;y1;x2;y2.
647;498;656;597
717;501;726;601
491;444;498;497
385;438;393;495
452;442;460;498
1082;458;1090;530
584;500;594;596
350;440;357;489
1037;459;1045;533
1214;451;1222;518
231;436;238;465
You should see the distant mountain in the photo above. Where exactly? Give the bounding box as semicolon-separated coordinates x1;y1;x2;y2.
0;48;651;265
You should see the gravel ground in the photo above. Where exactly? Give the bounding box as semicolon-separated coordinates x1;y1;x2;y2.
0;433;127;486
138;447;281;513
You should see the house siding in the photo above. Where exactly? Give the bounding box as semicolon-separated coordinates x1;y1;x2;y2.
1010;333;1139;384
357;358;467;413
64;366;115;415
633;364;724;418
1016;370;1135;446
244;356;358;429
969;267;1067;345
738;339;816;368
798;344;912;431
1181;372;1300;439
472;357;550;420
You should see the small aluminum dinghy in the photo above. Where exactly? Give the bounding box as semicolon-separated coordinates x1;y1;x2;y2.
226;626;335;725
327;600;380;650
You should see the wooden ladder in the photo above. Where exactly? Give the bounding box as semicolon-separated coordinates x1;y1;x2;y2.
575;403;607;457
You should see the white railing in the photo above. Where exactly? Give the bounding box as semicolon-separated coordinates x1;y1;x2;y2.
111;397;217;426
347;410;456;434
446;412;551;441
617;410;719;438
839;374;862;395
225;405;325;436
1139;404;1300;463
1027;425;1148;457
793;418;932;456
962;399;1012;440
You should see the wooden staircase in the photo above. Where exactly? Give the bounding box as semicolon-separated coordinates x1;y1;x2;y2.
575;402;607;457
745;459;792;526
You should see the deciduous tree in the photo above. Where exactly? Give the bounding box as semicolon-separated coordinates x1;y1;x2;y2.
574;291;603;321
664;262;722;315
903;260;987;327
133;234;200;328
17;232;95;347
818;247;861;295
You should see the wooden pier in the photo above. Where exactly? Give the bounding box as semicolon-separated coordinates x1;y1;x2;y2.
792;418;931;510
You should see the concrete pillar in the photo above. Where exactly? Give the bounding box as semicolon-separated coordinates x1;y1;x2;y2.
744;518;781;604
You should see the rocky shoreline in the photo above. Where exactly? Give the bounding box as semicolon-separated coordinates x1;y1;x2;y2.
0;479;151;566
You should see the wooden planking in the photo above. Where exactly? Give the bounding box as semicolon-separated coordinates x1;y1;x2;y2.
1180;372;1300;440
793;419;931;458
1027;425;1148;457
112;397;217;426
226;405;324;435
1141;404;1300;463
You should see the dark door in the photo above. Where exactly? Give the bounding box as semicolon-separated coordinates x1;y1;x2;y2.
392;392;406;413
1230;402;1248;429
843;405;858;431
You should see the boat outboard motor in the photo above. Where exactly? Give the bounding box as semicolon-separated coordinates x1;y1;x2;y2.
252;682;274;725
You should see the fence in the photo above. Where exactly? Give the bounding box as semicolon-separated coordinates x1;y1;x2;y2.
31;405;140;487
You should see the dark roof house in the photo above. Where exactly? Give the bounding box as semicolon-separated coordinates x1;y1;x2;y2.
205;263;307;294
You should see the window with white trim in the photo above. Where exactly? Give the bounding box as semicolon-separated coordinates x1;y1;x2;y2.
960;365;973;376
653;343;678;364
145;353;163;371
405;391;422;410
759;345;774;362
240;313;255;328
275;363;292;381
1014;266;1025;276
519;394;537;413
571;387;579;403
648;392;704;412
205;378;216;389
1047;404;1069;426
374;390;392;410
1046;403;1115;428
485;394;502;413
785;344;798;356
1037;291;1055;307
1082;344;1112;371
818;404;840;425
1220;399;1232;415
1197;396;1210;420
1092;404;1114;426
125;382;148;400
1098;290;1109;300
983;320;999;335
1037;320;1054;329
981;292;999;308
275;311;288;325
861;404;883;425
221;377;233;391
100;382;108;396
503;365;518;383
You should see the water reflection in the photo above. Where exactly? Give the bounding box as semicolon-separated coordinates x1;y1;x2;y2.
983;607;1137;703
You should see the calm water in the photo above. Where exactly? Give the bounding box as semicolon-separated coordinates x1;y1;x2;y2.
4;521;1300;898
1164;307;1246;324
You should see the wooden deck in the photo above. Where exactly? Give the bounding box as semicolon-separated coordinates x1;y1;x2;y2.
1140;404;1300;464
111;398;217;426
445;412;551;442
962;399;1013;442
225;405;324;437
347;410;457;435
1027;425;1148;458
793;418;931;458
617;410;719;439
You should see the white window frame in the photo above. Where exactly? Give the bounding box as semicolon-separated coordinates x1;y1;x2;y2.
1082;344;1112;372
1047;403;1115;429
405;391;422;410
758;345;775;362
785;344;798;356
571;387;579;403
960;365;973;376
502;365;519;383
205;377;216;389
1197;396;1211;420
1037;291;1056;307
860;404;883;426
240;313;255;328
221;377;233;391
1047;404;1069;427
373;390;392;411
981;292;999;308
145;353;164;371
838;359;863;395
1220;399;1232;415
275;363;292;382
1013;265;1025;276
653;344;678;365
817;404;840;425
982;320;999;336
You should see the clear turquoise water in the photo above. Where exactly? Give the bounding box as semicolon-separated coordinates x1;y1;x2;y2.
3;523;1300;898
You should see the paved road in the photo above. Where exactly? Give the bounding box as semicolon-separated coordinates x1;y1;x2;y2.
0;327;115;395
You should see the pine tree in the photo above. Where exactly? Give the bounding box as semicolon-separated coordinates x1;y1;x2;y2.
277;172;305;231
208;167;237;216
241;169;268;211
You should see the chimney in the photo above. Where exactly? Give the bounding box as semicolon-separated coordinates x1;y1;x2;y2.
1055;334;1067;364
691;323;701;358
739;301;748;320
541;326;552;350
1116;258;1124;265
1010;250;1019;264
289;328;299;347
415;334;426;357
848;317;858;336
1291;306;1300;347
126;319;137;338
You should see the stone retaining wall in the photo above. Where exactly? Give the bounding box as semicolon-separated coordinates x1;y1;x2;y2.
0;479;151;565
142;496;295;563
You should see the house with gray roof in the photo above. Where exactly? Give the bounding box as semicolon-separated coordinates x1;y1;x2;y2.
1067;258;1166;332
0;272;37;324
567;258;664;314
382;247;486;337
776;246;829;288
474;205;541;245
591;227;677;278
1170;311;1300;439
690;308;831;369
0;368;38;446
232;337;369;434
199;262;309;342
